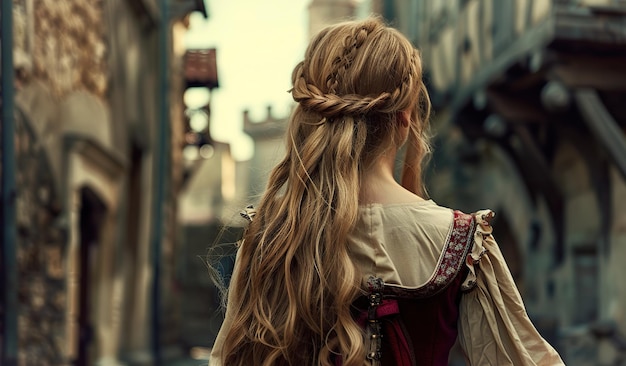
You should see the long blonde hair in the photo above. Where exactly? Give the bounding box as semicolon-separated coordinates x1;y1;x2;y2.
219;16;431;365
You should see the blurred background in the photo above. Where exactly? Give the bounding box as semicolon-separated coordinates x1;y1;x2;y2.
2;0;626;365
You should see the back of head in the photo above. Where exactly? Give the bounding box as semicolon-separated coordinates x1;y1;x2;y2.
291;16;431;191
219;16;430;366
294;17;420;119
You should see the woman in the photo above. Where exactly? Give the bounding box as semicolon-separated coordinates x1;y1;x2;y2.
210;16;564;366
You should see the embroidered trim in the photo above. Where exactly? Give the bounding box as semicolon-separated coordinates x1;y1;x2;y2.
383;210;476;299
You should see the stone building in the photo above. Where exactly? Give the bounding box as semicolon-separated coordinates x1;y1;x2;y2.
385;0;626;364
2;0;209;364
243;107;290;201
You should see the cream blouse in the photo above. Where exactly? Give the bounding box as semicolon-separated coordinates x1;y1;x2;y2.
209;200;565;365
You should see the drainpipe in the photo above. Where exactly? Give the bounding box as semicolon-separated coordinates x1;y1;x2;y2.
1;1;18;365
151;0;170;364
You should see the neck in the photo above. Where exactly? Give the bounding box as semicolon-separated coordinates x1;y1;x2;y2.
359;150;423;205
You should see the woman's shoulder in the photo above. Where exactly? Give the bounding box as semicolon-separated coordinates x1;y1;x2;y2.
358;198;447;213
422;200;496;227
358;199;453;226
375;201;496;240
357;200;454;242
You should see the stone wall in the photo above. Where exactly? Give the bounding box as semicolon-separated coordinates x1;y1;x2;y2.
11;2;108;362
13;0;108;98
13;112;66;365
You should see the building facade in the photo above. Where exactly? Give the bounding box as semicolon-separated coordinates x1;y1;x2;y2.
2;0;208;364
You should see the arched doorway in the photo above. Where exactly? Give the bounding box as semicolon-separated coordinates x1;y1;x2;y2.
75;187;108;365
63;136;125;365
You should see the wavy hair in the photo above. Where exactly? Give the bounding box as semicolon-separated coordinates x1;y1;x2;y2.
218;16;431;365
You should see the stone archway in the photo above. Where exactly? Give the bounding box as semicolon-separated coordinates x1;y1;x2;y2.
58;91;112;150
63;136;125;366
50;87;125;365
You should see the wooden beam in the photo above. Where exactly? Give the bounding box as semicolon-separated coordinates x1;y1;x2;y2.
575;88;626;181
553;6;626;50
486;87;550;123
551;54;626;91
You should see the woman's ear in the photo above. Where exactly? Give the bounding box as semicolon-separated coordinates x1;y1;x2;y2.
397;110;411;128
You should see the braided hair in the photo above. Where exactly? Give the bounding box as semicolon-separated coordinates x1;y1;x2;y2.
219;16;431;366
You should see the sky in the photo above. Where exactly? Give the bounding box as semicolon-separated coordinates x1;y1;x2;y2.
184;0;310;161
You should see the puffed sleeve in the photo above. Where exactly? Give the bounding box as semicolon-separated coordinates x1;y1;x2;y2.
458;210;565;365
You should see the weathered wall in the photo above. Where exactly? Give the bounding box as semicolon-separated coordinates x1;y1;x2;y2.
10;111;66;366
14;0;108;98
9;0;187;364
12;1;110;363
